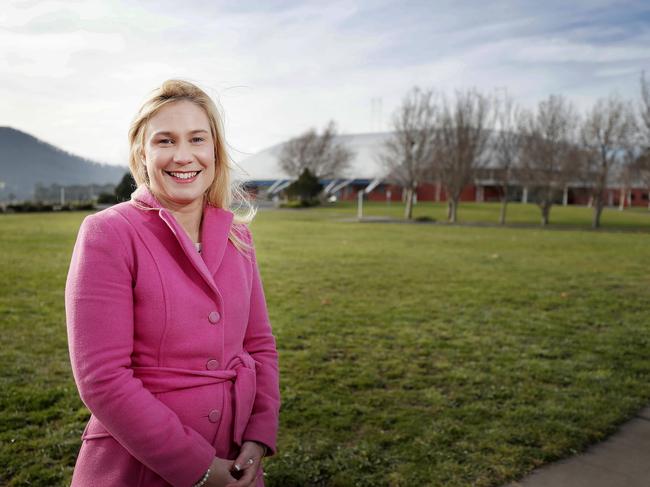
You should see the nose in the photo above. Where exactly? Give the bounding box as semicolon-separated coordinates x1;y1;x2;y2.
172;140;193;164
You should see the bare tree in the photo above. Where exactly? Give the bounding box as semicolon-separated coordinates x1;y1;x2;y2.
640;71;650;146
581;95;636;228
519;95;581;226
637;72;650;208
433;89;494;223
379;87;437;219
634;154;650;208
493;93;523;224
278;120;354;179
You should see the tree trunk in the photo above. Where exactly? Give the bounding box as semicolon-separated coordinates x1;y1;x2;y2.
448;198;458;223
404;188;414;220
592;202;603;229
618;187;626;211
541;203;551;226
499;185;508;225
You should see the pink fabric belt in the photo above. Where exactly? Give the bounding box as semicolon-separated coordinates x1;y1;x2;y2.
131;351;257;445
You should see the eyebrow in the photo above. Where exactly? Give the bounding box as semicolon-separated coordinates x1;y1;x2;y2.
151;129;209;137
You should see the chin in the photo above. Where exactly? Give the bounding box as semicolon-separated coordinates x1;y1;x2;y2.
171;192;205;205
156;187;205;207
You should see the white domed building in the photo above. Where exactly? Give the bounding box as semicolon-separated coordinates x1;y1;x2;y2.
235;132;400;203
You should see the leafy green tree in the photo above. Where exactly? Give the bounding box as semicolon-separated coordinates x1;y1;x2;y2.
115;172;137;202
97;192;118;204
285;168;323;206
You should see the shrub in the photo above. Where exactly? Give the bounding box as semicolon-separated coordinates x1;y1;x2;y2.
280;200;321;209
7;202;54;212
97;192;118;204
415;216;436;222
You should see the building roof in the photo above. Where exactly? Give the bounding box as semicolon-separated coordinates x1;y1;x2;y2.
234;132;394;181
233;130;646;187
235;130;531;181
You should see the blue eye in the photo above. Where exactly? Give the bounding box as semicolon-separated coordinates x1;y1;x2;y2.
159;138;173;145
192;137;205;143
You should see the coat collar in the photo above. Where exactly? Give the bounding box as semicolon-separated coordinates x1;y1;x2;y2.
130;185;234;297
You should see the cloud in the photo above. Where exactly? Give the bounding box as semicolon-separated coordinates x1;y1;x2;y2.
510;37;650;64
1;0;649;168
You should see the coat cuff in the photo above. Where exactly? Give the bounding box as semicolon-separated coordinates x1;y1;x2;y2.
179;443;215;487
242;418;277;456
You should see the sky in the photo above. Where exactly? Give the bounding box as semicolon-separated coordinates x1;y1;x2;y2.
2;0;649;171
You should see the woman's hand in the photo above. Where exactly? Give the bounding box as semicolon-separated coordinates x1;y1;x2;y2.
225;441;266;487
203;457;237;487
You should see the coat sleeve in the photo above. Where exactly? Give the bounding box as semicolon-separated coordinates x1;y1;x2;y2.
240;228;281;455
65;212;215;487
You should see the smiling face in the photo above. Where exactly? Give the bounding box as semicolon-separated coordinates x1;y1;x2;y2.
142;100;216;211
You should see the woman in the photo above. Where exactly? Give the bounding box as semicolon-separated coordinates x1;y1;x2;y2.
65;79;280;487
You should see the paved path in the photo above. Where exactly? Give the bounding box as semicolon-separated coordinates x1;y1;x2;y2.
505;406;650;487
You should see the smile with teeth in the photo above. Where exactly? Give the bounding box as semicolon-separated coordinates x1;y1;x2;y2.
165;170;200;180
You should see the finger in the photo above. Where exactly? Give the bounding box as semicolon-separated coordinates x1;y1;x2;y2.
227;464;260;487
232;455;256;473
254;468;265;484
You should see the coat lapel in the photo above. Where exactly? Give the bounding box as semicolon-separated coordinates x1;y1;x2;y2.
130;185;234;296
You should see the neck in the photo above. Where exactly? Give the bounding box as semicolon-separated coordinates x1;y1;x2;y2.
155;193;205;243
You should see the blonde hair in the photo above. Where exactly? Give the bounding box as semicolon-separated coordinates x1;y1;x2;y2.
127;79;255;253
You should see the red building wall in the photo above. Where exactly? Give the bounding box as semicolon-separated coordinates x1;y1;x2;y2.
340;183;477;203
614;188;649;207
336;182;649;208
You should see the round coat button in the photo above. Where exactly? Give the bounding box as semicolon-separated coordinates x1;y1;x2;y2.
206;359;219;370
208;311;220;324
208;409;221;423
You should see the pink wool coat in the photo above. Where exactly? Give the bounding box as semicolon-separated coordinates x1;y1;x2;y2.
65;185;280;487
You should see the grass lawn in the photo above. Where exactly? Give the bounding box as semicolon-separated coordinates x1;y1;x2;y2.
1;202;649;486
317;200;650;230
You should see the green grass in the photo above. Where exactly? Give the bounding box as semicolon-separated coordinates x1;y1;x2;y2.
1;202;650;486
317;200;650;230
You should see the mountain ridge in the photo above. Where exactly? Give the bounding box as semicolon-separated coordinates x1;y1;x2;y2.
0;126;127;201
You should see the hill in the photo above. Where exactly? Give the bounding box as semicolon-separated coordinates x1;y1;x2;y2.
0;127;127;201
